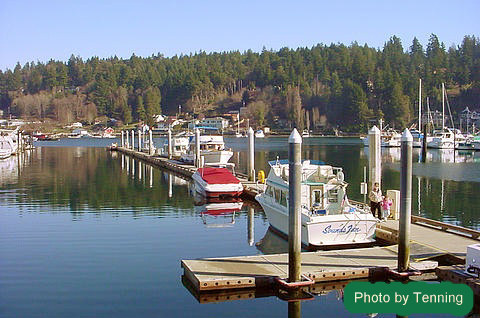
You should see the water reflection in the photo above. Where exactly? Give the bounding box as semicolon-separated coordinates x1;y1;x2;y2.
192;193;243;228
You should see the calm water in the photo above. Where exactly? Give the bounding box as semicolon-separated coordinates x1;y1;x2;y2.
1;137;479;318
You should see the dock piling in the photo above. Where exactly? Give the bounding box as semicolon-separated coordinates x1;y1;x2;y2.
126;130;129;148
138;130;142;151
149;129;153;155
131;130;135;150
398;128;413;272
121;131;124;147
368;126;381;190
248;127;255;181
288;128;302;283
168;128;172;159
195;129;201;168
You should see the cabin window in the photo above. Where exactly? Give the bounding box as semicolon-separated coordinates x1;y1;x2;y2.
280;190;288;207
266;185;274;198
328;189;338;203
312;190;323;204
274;189;281;203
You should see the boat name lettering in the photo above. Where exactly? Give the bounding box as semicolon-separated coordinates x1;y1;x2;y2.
322;224;361;234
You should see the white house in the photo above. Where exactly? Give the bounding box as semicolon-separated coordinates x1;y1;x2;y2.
190;117;229;130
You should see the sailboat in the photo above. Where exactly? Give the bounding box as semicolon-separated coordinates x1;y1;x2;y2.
428;83;466;149
411;79;424;148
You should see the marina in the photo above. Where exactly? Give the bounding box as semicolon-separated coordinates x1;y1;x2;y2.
109;130;480;302
2;135;480;317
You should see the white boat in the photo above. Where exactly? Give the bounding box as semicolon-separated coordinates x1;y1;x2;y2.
254;130;265;138
192;167;243;198
162;136;189;157
302;130;310;138
255;159;377;248
361;128;401;148
0;135;15;159
180;135;233;164
457;135;480;151
410;129;424;148
381;130;401;147
428;128;455;149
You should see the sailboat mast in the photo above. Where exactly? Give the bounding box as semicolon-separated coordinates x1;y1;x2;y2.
418;79;422;130
442;83;445;131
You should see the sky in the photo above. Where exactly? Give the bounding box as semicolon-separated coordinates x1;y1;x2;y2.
0;0;478;71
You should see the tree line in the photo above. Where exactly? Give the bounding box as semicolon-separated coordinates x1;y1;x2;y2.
0;34;479;132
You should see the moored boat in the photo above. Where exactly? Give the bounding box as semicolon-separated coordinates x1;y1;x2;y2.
180;135;233;164
255;159;377;248
161;136;189;157
192;167;243;198
254;130;265;138
0;135;14;159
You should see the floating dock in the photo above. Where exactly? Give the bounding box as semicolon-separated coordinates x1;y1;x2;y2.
181;217;480;292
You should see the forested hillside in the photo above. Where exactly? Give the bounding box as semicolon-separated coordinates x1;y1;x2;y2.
1;34;478;132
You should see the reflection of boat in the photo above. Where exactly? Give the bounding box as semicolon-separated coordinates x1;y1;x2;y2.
192;167;243;198
194;195;243;228
255;227;289;254
254;130;265;138
255;159;377;248
194;197;243;215
180;135;233;164
0;155;20;184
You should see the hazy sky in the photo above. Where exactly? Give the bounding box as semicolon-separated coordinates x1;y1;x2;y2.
0;0;478;71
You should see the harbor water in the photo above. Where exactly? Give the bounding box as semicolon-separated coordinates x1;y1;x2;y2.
1;136;479;318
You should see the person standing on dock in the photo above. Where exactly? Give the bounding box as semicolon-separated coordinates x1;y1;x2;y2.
369;182;382;219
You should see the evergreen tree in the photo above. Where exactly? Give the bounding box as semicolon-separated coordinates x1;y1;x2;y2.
136;95;146;122
144;87;161;126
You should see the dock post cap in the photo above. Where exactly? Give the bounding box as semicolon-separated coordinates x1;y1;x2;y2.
288;128;302;144
368;125;381;135
401;128;413;142
248;127;254;134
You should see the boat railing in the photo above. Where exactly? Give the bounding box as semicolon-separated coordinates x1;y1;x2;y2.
349;199;371;213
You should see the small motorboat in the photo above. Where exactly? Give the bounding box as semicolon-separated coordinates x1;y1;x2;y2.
192;167;243;198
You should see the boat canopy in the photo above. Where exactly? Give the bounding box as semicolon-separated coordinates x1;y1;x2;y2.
197;167;240;184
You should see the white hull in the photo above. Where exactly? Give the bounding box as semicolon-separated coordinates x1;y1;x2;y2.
258;198;377;247
0;149;12;159
428;139;454;149
192;171;243;198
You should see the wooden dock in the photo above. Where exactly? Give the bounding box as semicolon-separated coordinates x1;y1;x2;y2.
111;145;480;296
182;219;480;293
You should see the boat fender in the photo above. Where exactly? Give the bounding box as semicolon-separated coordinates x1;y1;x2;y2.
337;171;344;182
258;170;266;184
